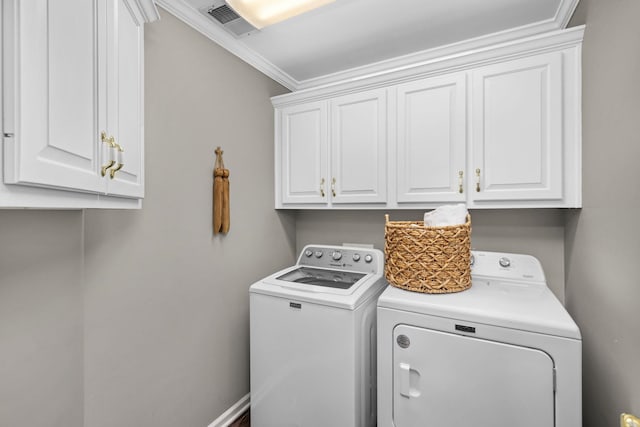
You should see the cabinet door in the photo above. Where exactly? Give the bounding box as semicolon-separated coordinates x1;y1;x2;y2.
471;52;563;202
330;89;387;204
396;74;466;203
104;0;144;198
3;0;105;193
279;102;328;204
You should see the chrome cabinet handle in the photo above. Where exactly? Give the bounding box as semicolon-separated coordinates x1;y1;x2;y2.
331;177;336;198
475;168;481;192
458;171;464;194
320;178;325;197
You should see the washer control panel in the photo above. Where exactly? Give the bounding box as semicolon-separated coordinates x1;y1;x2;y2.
298;245;382;274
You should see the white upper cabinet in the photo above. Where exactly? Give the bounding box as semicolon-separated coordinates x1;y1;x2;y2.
272;26;583;209
396;73;466;204
1;0;156;208
3;0;104;194
104;0;145;198
470;52;563;204
330;89;387;204
279;101;328;205
276;89;387;207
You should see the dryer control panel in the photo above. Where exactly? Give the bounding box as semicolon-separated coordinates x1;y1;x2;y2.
471;251;546;284
297;245;383;274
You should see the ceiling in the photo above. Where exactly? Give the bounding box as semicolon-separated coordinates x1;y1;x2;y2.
156;0;579;90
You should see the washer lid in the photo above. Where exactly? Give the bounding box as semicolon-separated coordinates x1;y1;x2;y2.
275;266;365;289
252;265;385;310
378;279;581;339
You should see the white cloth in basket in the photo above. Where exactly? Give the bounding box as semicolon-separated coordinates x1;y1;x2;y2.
423;204;468;227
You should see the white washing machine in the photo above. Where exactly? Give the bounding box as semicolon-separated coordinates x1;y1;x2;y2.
250;244;386;427
377;251;582;427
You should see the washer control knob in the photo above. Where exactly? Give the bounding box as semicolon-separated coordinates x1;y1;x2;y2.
352;253;361;262
364;254;373;263
332;251;342;261
314;250;323;258
499;257;511;268
304;250;313;257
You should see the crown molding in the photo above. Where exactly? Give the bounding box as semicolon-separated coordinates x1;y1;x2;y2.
272;25;585;107
154;0;299;90
295;19;562;90
131;0;161;23
155;0;579;92
556;0;581;28
296;0;580;90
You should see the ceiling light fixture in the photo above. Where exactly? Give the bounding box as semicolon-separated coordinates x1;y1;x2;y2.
226;0;335;29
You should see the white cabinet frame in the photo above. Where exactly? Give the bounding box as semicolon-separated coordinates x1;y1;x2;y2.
273;26;584;210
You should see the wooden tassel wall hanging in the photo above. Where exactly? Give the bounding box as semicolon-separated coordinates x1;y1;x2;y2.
213;147;230;234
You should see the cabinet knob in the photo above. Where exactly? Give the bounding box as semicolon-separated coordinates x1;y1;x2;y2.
319;178;325;197
458;170;464;194
475;168;481;192
331;177;336;198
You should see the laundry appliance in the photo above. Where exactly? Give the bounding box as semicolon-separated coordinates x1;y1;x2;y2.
250;244;385;427
377;251;581;427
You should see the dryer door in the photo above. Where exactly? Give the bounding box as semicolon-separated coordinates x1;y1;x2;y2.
393;325;554;427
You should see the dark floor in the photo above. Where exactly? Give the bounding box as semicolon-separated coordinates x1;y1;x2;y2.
229;410;250;427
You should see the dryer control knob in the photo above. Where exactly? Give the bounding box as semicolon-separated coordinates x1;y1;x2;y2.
314;251;323;258
499;257;511;268
397;335;410;349
332;251;342;261
304;250;313;257
364;254;373;263
352;253;361;262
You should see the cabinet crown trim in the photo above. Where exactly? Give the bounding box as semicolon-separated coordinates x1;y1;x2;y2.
133;0;161;23
272;25;585;107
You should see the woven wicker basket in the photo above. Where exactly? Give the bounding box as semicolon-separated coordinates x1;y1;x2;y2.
384;213;472;294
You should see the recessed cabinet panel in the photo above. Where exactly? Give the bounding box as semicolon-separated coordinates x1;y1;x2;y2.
4;0;103;193
471;52;563;202
330;89;387;204
396;74;466;203
105;0;144;198
280;102;328;204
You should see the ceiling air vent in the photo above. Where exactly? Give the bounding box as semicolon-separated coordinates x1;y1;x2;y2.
203;2;258;38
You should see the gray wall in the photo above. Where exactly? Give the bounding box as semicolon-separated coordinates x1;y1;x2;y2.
82;9;294;427
2;2;640;427
297;209;567;300
0;8;295;427
566;1;640;425
0;211;84;427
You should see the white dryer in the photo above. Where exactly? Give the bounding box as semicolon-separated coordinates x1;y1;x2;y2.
377;251;581;427
250;245;386;427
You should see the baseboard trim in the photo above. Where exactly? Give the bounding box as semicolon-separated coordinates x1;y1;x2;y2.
207;393;250;427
